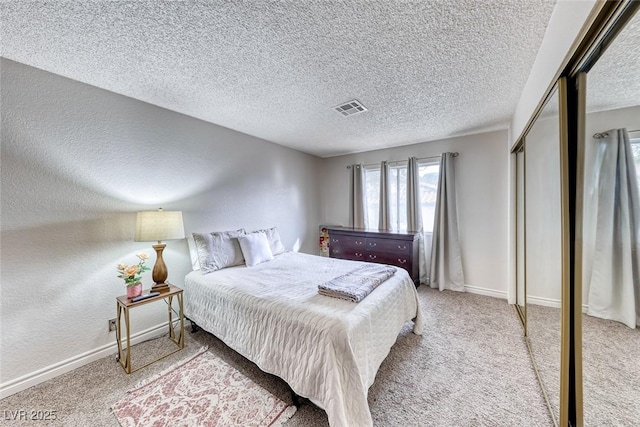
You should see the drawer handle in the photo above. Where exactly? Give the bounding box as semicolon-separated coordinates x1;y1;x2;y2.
332;238;339;243
397;258;407;264
356;241;363;245
398;245;407;250
355;252;363;257
369;255;377;260
369;242;377;247
334;249;340;254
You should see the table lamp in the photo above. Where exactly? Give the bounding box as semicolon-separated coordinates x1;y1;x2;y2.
134;208;185;292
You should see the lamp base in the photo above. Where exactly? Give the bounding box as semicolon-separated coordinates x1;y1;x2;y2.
151;283;170;293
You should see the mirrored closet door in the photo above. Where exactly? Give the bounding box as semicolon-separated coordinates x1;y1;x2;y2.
580;5;640;425
514;2;639;425
514;88;563;426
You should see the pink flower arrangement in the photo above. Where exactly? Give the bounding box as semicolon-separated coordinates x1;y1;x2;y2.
117;253;150;287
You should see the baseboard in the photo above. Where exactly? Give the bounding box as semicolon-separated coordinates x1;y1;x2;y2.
464;284;508;300
526;295;562;309
510;295;588;312
0;320;188;399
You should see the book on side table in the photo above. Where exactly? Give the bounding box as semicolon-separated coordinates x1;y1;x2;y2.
131;291;160;302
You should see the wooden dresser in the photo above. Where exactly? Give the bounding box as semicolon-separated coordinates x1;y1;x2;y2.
326;227;420;286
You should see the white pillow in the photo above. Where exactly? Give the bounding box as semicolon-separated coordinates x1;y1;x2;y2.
192;229;245;274
238;232;274;267
254;226;286;255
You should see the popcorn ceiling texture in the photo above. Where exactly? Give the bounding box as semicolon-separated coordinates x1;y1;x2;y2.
587;9;640;114
0;0;557;157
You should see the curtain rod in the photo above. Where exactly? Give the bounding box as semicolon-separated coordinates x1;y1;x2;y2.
346;152;458;169
593;129;640;139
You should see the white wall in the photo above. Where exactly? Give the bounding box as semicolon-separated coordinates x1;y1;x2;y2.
524;101;562;306
511;0;598;145
507;0;598;305
0;59;322;396
320;130;510;297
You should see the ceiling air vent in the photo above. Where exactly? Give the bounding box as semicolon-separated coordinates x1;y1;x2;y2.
334;100;367;117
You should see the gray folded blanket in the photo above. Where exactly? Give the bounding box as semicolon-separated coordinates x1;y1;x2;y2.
318;264;396;303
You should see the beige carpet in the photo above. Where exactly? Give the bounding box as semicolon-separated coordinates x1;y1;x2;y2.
0;287;553;426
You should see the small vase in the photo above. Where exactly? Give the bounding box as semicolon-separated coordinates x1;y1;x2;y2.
127;283;143;299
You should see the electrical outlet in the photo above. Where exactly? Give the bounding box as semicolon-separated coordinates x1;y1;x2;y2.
108;318;117;332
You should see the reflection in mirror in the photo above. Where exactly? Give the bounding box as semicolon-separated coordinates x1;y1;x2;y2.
583;7;640;426
523;87;562;425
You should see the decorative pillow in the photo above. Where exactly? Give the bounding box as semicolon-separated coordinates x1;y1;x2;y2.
254;226;286;255
192;229;246;274
187;235;200;270
238;232;274;267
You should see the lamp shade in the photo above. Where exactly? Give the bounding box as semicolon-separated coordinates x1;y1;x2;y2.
134;209;185;242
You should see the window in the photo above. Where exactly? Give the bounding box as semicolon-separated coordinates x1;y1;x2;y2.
363;159;440;232
632;137;640;191
419;161;440;232
389;164;408;231
364;166;380;228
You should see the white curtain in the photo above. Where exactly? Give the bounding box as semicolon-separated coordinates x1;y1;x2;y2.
349;164;366;228
587;129;640;329
407;157;430;284
407;157;422;232
379;161;390;230
430;153;465;291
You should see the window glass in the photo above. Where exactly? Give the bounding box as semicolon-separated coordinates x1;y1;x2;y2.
419;161;440;232
389;164;408;231
363;160;440;232
632;139;640;191
364;166;380;229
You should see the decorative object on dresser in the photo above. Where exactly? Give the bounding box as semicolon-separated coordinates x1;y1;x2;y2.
326;226;420;286
134;208;185;292
319;226;330;256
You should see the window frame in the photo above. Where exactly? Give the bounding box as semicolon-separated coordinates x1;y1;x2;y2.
362;158;441;232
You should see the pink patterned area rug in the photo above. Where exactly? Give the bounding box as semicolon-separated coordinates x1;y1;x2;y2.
112;347;296;426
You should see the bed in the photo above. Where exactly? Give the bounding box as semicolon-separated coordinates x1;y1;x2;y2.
183;250;422;426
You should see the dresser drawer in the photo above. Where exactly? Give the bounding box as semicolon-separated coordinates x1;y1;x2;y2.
365;252;412;269
365;237;412;255
330;234;365;251
330;246;366;261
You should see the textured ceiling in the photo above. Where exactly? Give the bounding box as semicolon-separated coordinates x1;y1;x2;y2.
1;1;558;157
588;8;640;114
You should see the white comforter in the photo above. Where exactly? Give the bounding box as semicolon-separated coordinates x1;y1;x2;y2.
183;252;422;427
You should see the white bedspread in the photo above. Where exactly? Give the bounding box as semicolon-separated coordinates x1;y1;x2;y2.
183;252;422;427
